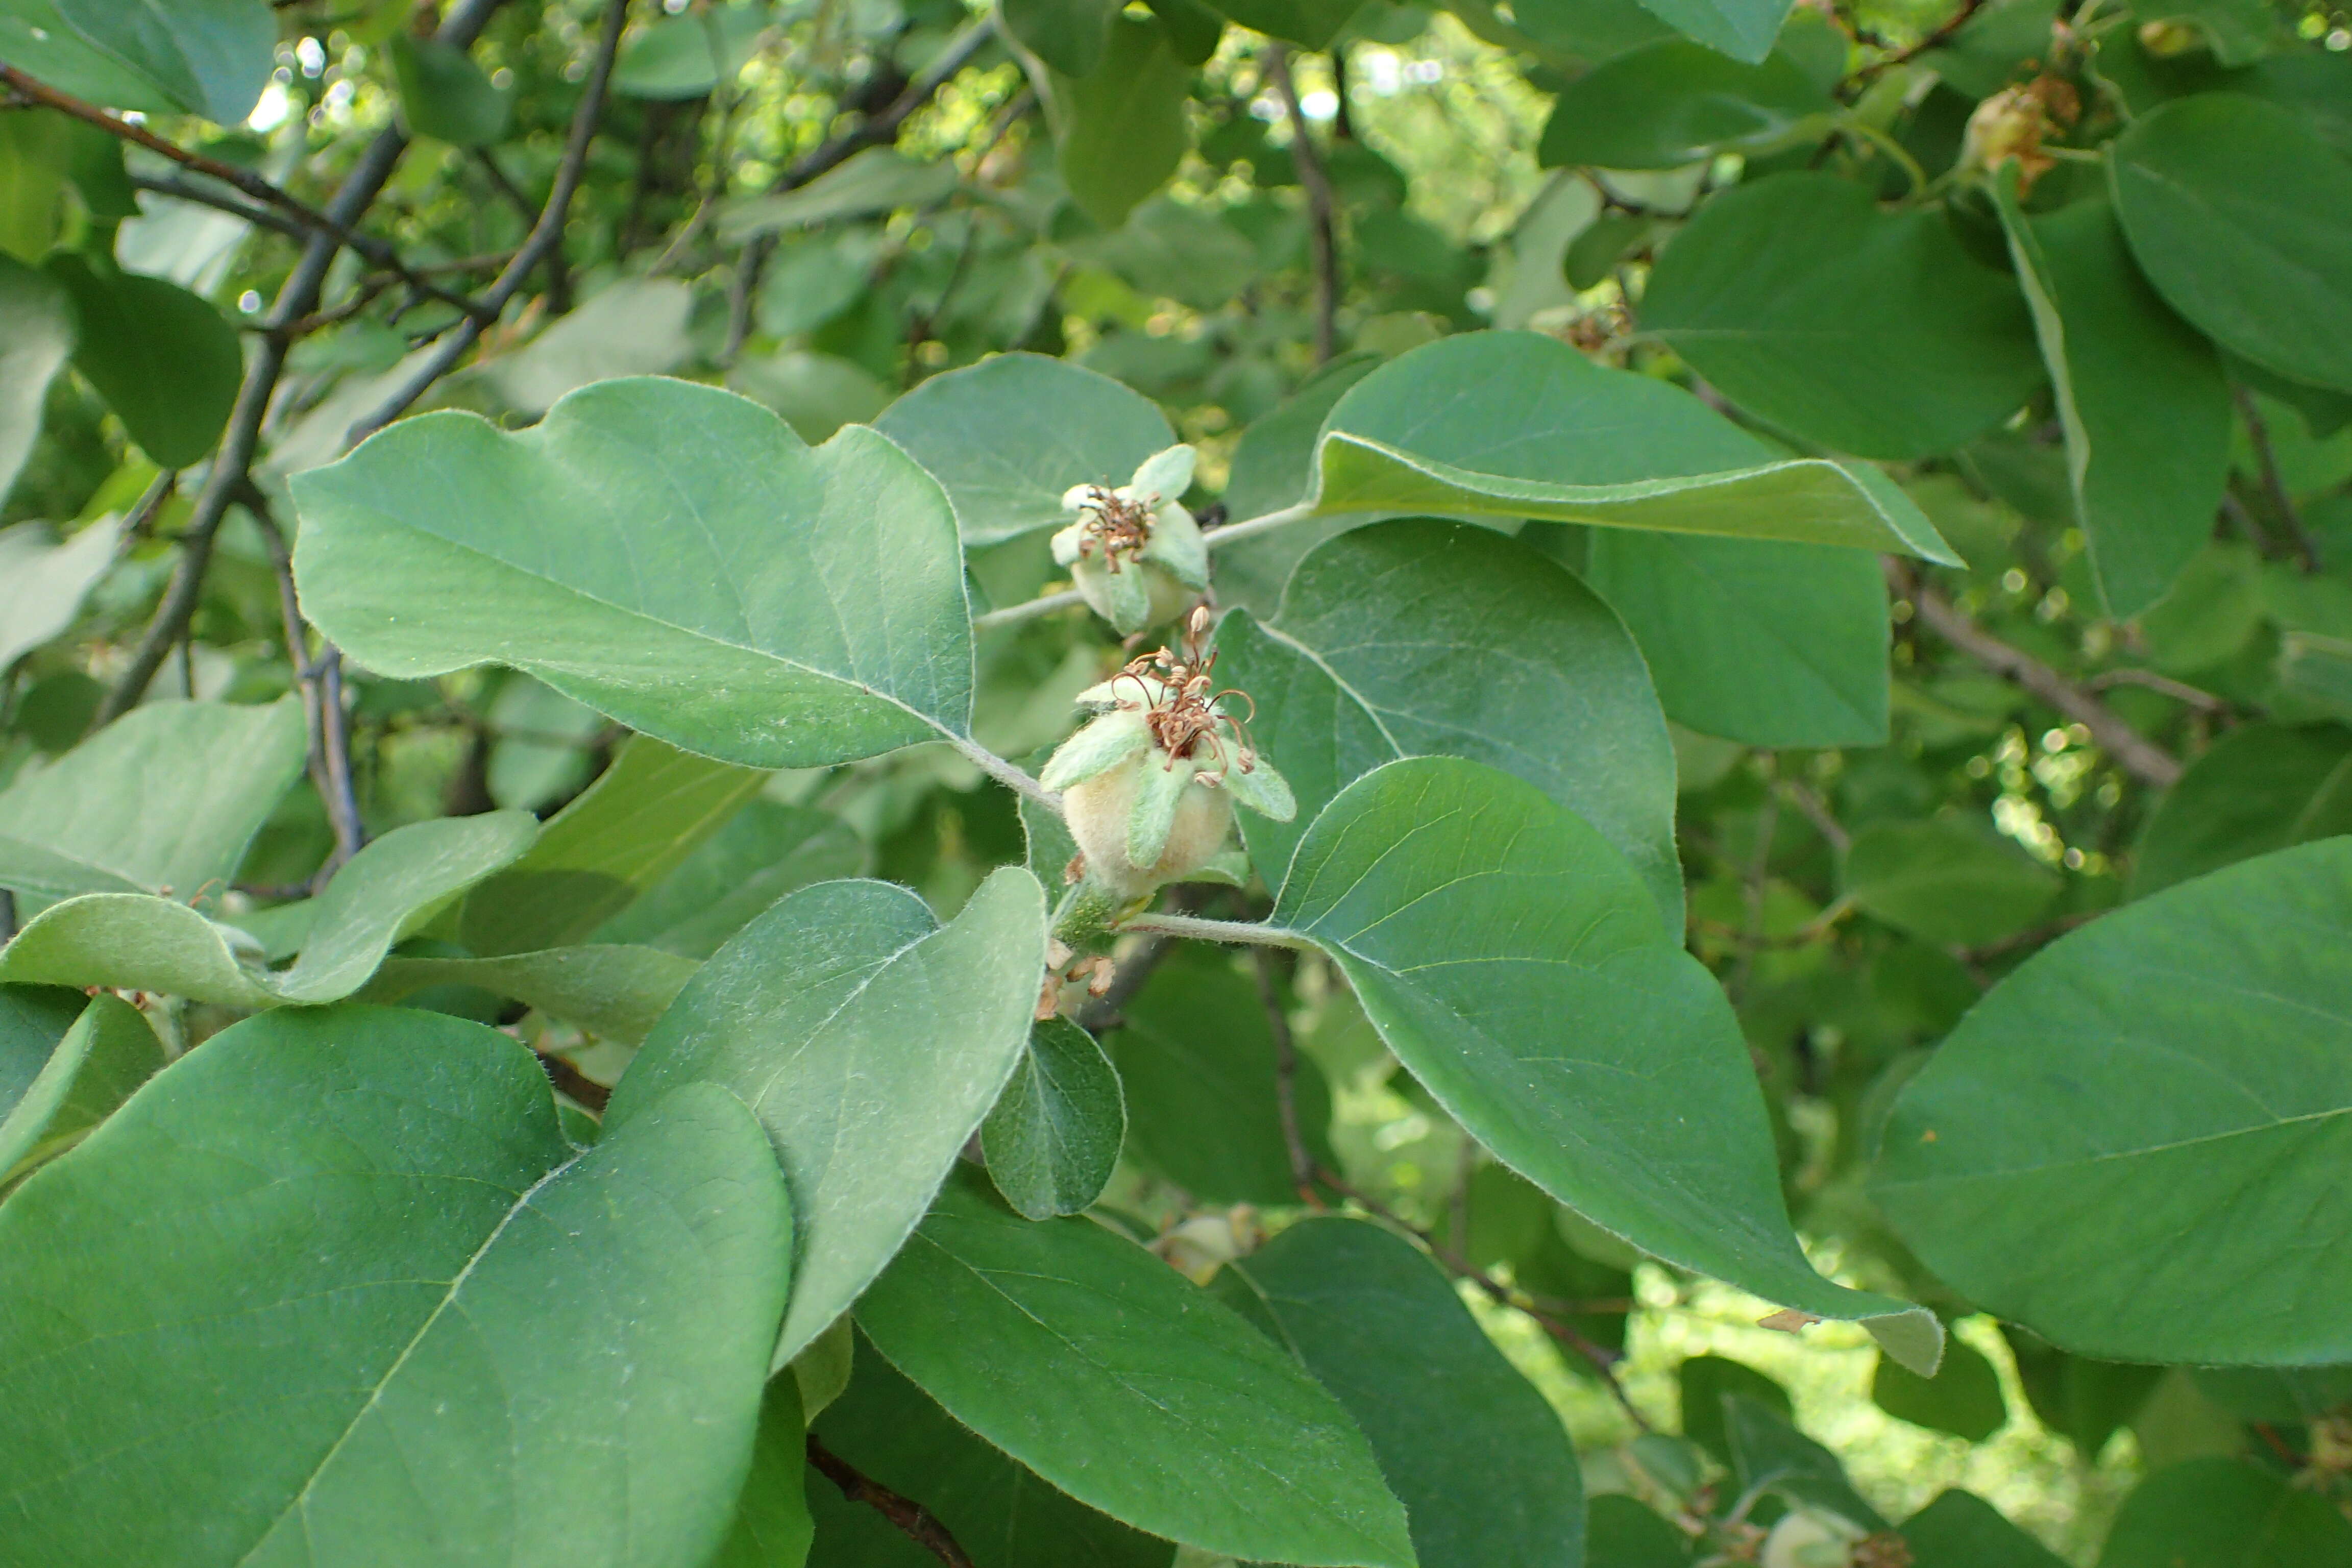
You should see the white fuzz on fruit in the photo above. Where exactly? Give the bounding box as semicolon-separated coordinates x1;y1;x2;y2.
1049;445;1210;634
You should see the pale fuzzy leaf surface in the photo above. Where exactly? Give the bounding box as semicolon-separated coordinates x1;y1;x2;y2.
873;352;1174;547
1218;518;1681;925
459;734;768;957
0;698;307;904
291;377;974;771
2109;94;2352;396
362;945;701;1046
0;516;120;673
855;1170;1416;1567
806;1331;1174;1567
1640;174;2043;460
1875;839;2352;1364
590;799;867;959
1995;190;2231;618
0;993;162;1183
1221;1217;1585;1568
608;869;1047;1363
0;256;74;505
0;1007;791;1568
1312;331;1958;560
479;280;693;416
981;1017;1126;1219
1273;757;1940;1370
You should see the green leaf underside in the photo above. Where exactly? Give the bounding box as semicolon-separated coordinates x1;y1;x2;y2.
1219;518;1682;924
291;377;975;771
872;352;1174;548
0;517;126;675
1639;174;2043;461
1875;839;2352;1363
362;945;700;1046
1311;332;1958;561
0;1006;791;1568
856;1171;1415;1567
1273;757;1940;1370
1993;187;2231;618
0;993;162;1183
981;1017;1125;1219
0;698;308;904
1222;1217;1584;1568
807;1332;1174;1567
608;871;1047;1365
0;812;540;1007
591;799;866;959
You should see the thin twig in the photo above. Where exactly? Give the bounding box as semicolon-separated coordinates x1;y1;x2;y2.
348;0;629;446
1266;48;1339;364
973;589;1085;630
93;0;512;723
941;731;1059;810
807;1437;977;1568
477;149;573;313
1116;911;1314;949
244;486;365;871
2233;386;2321;572
1776;778;1849;854
1891;561;2182;788
2082;666;2226;711
1949;909;2099;963
115;470;178;548
1255;947;1319;1200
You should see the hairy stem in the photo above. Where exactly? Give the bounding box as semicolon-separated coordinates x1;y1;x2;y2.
1204;500;1322;551
1116;911;1314;949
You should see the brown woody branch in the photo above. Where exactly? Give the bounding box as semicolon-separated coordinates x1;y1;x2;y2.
1266;47;1339;364
807;1437;976;1568
1889;561;2183;788
243;485;365;874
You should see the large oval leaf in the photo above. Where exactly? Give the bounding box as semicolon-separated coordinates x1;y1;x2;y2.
1538;41;1833;170
1218;517;1681;924
0;1005;792;1568
46;253;243;470
2110;93;2352;395
872;352;1173;547
607;869;1047;1364
856;1171;1415;1567
1302;331;1957;560
0;698;306;905
291;377;975;770
980;1016;1125;1220
1640;174;2043;460
1271;756;1941;1371
1221;1217;1585;1568
1874;839;2352;1363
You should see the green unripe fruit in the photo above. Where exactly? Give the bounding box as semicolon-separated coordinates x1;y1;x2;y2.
1061;749;1237;900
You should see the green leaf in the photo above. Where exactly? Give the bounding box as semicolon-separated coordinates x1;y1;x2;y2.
0;698;306;904
479;279;695;418
609;869;1047;1364
1641;173;2044;461
706;1375;813;1568
981;1017;1125;1219
1724;1395;1885;1529
1874;839;2352;1363
806;1331;1174;1567
1218;518;1682;924
1538;42;1833;169
1509;0;1678;65
1051;15;1191;229
46;253;242;469
0;0;181;113
2110;94;2352;396
1679;1354;1793;1465
459;734;768;957
386;32;510;146
1994;190;2232;617
0;1005;792;1567
1629;0;1793;63
729;349;892;445
592;799;865;958
1899;1490;2067;1568
1104;944;1336;1205
291;377;977;770
363;944;700;1045
52;0;273;122
1999;1326;2162;1457
2098;1458;2352;1566
1221;1217;1585;1568
612;3;773;100
872;352;1175;547
1581;530;1891;747
0;811;541;1006
1308;331;1959;562
1201;0;1362;46
1871;1338;2007;1442
0;255;72;501
0;516;120;672
1842;818;2059;948
2132;722;2352;898
720;147;958;242
1272;756;1942;1370
1002;0;1122;75
1585;1496;1692;1567
0;984;83;1120
856;1171;1415;1567
0;992;162;1184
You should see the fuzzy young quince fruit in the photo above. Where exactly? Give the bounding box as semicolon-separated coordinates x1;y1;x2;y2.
1049;445;1210;635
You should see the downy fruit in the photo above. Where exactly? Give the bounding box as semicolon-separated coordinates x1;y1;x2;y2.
1050;445;1210;635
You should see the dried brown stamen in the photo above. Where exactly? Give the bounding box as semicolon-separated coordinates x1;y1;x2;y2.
1071;484;1154;572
